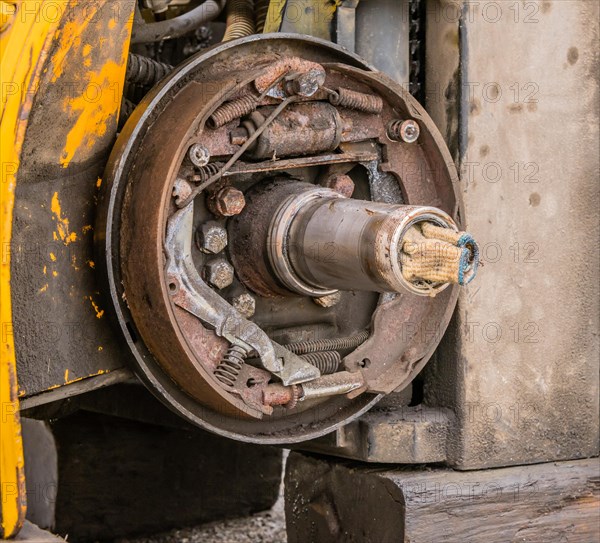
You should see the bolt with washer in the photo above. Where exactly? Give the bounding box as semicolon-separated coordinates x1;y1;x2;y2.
232;293;256;318
204;258;235;290
195;223;227;254
188;143;211;168
387;119;420;143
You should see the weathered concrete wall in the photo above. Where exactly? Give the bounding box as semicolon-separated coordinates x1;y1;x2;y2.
425;0;599;469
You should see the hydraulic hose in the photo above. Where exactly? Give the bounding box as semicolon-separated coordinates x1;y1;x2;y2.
131;0;226;44
126;53;173;86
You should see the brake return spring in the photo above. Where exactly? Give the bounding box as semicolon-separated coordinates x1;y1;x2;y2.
285;330;370;356
300;351;341;375
328;87;383;114
214;345;247;387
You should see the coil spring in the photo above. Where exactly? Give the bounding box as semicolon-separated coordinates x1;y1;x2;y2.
328;87;383;114
301;351;341;375
255;0;270;33
126;53;173;87
191;162;222;184
208;94;258;129
387;120;405;141
285;330;370;356
222;0;256;42
214;345;247;388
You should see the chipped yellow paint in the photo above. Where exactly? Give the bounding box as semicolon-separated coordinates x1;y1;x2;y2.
28;368;110;392
82;224;93;234
60;57;126;167
50;252;57;262
50;191;77;244
49;6;96;84
52;270;58;277
57;2;132;167
87;259;96;269
1;2;65;534
98;346;104;352
39;284;48;293
96;177;102;188
88;295;105;319
43;265;47;275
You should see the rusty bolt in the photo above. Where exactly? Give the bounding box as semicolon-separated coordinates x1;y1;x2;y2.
323;174;355;198
230;127;249;146
210;186;246;217
286;68;326;97
232;293;256;318
195;222;227;254
188;143;210;167
204;258;234;290
313;291;342;308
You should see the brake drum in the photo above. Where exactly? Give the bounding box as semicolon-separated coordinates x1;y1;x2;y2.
96;35;474;443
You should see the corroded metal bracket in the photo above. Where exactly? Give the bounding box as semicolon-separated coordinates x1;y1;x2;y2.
165;204;320;385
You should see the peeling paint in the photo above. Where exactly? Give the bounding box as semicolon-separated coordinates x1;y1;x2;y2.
51;191;77;244
88;295;105;319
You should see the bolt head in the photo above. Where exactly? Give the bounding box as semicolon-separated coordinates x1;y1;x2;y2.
289;68;326;97
323;174;355;198
196;223;227;254
212;186;246;217
399;120;420;143
232;293;256;318
188;143;210;168
313;291;342;308
204;258;234;290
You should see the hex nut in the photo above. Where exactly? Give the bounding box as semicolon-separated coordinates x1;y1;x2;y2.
323;174;355;198
313;291;342;308
232;293;256;318
210;186;246;217
204;258;234;290
196;223;227;254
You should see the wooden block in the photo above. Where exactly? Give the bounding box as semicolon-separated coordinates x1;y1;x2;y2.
285;452;600;543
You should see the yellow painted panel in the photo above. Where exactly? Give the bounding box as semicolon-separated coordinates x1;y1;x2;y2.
0;0;67;537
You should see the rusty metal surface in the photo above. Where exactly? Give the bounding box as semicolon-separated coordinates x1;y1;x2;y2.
96;35;384;443
96;34;463;442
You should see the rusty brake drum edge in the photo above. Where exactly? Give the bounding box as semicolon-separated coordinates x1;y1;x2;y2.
95;34;463;444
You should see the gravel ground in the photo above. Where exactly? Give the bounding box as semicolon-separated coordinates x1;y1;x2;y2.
117;455;288;543
116;504;286;543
